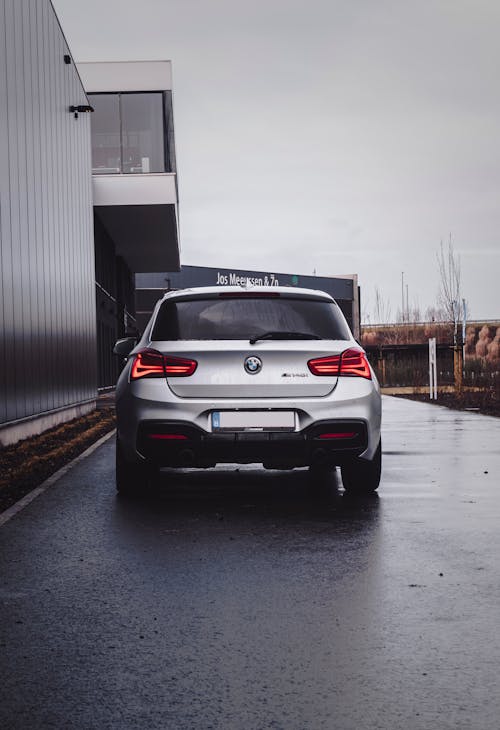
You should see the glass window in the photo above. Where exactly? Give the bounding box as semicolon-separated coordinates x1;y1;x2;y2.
89;92;166;174
89;94;121;174
121;93;165;174
152;297;351;341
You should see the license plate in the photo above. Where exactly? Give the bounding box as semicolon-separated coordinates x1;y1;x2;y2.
212;411;296;432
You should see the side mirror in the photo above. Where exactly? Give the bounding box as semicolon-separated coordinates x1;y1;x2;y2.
113;337;137;358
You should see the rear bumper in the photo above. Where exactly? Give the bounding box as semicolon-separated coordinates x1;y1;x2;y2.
134;419;369;468
116;374;381;466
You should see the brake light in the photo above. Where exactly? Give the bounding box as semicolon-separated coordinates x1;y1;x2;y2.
130;349;165;379
308;348;371;379
307;354;341;376
130;349;197;380
218;292;281;298
339;348;372;379
164;356;198;376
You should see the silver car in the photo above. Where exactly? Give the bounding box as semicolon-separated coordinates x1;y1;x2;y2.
114;286;382;495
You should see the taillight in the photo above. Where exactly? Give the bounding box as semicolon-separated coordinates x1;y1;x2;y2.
308;348;371;379
339;348;372;379
163;356;197;376
130;349;165;379
130;349;197;380
307;354;341;375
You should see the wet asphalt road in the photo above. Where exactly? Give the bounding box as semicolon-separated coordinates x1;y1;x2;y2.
1;396;500;729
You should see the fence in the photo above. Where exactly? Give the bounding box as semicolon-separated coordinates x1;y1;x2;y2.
365;344;454;388
365;344;500;392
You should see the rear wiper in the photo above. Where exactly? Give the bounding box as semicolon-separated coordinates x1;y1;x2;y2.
249;331;322;345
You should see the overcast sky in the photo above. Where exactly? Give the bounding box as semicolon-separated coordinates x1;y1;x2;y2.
54;0;500;321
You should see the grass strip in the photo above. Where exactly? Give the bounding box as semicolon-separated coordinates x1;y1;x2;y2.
0;410;116;514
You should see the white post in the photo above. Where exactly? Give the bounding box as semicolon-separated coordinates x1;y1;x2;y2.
429;337;437;400
433;339;437;399
429;338;432;399
462;298;467;376
462;299;467;344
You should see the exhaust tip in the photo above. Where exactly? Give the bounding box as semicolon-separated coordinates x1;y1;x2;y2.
312;447;328;466
179;448;195;467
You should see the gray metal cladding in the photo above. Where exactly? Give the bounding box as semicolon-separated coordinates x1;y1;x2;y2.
0;0;97;426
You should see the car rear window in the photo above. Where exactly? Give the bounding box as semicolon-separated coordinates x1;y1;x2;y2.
151;297;352;341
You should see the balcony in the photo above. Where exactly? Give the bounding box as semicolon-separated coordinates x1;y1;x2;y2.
80;65;179;274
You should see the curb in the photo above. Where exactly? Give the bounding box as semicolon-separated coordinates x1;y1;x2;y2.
0;429;116;528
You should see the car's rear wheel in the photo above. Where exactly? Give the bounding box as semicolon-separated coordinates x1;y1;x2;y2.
341;439;381;494
116;438;156;496
308;464;337;496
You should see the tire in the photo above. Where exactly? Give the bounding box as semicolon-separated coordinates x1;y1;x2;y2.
115;438;156;496
341;439;381;494
308;464;337;496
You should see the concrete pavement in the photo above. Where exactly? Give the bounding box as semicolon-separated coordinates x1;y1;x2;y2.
1;396;499;729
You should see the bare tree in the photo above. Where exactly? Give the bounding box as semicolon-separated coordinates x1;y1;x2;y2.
437;236;469;392
425;304;447;322
407;295;422;323
373;286;392;324
437;236;463;323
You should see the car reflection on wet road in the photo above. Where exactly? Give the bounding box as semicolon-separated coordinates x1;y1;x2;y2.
1;396;500;729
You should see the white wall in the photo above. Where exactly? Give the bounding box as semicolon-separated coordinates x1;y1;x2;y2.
78;61;172;93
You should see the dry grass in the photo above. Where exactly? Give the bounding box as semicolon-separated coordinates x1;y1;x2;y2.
394;389;500;417
0;409;115;513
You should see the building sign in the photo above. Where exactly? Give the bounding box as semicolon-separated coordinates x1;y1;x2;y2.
215;270;280;287
137;265;354;300
136;265;359;338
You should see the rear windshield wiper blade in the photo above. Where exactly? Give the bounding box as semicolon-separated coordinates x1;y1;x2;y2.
249;331;322;345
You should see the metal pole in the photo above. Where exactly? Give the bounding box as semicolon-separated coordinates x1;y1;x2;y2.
401;272;404;323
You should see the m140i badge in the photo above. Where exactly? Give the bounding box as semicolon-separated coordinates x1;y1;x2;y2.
244;356;262;374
